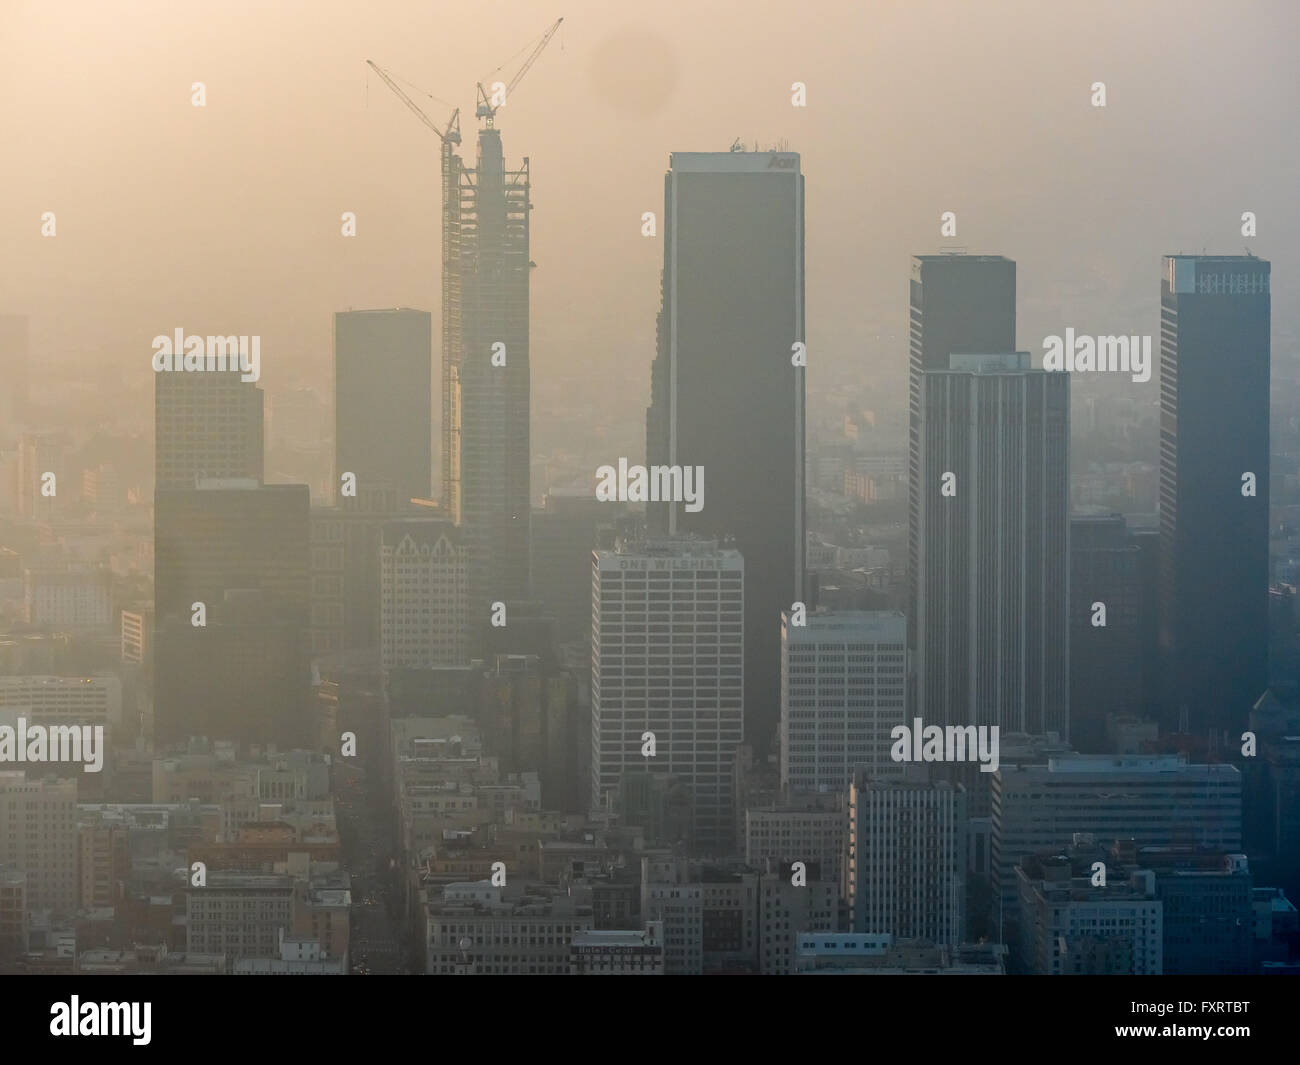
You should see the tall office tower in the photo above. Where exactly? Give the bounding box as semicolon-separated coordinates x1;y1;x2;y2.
0;315;29;428
1131;526;1161;715
16;432;65;519
780;610;907;792
908;255;1016;653
0;774;77;915
155;368;263;489
990;755;1242;929
154;481;310;745
591;536;744;853
334;309;432;504
644;150;805;755
478;653;574;790
846;768;967;946
379;519;468;671
309;483;406;661
442;126;531;618
531;493;624;643
1070;515;1143;751
1158;255;1271;739
914;352;1069;735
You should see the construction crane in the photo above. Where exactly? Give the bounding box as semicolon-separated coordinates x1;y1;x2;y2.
364;59;462;271
366;57;465;471
475;17;563;128
366;60;461;148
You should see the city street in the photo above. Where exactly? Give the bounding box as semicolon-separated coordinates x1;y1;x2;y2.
336;765;409;975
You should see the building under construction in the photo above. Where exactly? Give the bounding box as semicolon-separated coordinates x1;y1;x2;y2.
444;120;532;618
370;19;559;622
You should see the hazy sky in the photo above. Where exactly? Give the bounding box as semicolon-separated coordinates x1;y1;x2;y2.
2;0;1298;403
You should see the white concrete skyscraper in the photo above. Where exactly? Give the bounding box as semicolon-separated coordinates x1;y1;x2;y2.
590;536;743;853
780;610;907;793
847;769;967;946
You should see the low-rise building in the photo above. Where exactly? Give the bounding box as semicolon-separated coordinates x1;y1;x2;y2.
569;922;664;974
1014;838;1162;975
425;881;593;975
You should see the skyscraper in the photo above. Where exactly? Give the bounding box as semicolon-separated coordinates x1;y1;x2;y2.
334;308;432;505
1070;515;1144;751
379;519;469;671
780;610;907;792
908;254;1016;656
847;768;967;945
530;493;624;643
914;352;1069;735
155;370;263;490
1158;254;1271;738
590;536;744;853
309;483;404;660
154;481;310;746
443;127;531;618
644;150;805;754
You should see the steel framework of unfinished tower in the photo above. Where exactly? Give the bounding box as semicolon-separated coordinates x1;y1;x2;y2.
369;18;559;621
448;127;532;617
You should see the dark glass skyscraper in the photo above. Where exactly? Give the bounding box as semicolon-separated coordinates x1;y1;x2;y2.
644;150;806;754
914;353;1069;736
155;481;310;746
334;308;432;504
1158;254;1271;739
1070;514;1144;751
907;254;1016;661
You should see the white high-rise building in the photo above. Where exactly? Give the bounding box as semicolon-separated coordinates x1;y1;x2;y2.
380;520;469;672
847;769;966;946
781;610;906;792
591;537;743;853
